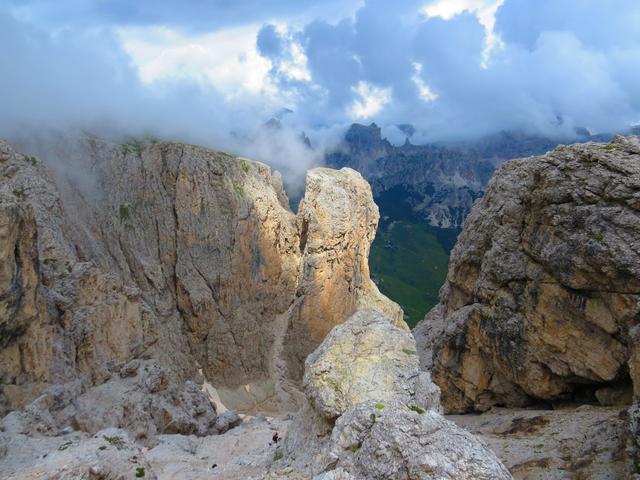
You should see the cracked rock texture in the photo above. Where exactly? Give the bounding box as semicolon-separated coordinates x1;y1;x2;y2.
415;135;640;413
278;310;511;480
0;136;400;422
303;309;439;420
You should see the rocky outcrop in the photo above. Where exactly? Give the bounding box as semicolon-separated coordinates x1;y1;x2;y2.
278;310;512;480
303;309;438;421
0;136;400;420
415;135;640;413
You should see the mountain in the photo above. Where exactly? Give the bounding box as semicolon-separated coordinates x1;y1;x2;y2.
0;136;513;479
415;135;640;413
0;136;400;420
326;123;614;326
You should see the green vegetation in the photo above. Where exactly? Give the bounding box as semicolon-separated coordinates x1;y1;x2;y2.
369;220;451;327
369;413;376;423
119;204;131;222
274;449;283;461
351;445;360;453
121;135;158;157
591;232;604;242
24;155;37;165
407;405;425;414
375;403;385;410
103;435;126;450
240;159;250;173
135;467;146;477
402;348;417;355
232;180;245;197
12;187;26;199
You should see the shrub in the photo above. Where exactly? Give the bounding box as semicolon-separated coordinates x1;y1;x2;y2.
407;405;425;414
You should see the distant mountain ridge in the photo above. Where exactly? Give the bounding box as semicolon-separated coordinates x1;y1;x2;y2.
325;123;616;326
326;123;612;229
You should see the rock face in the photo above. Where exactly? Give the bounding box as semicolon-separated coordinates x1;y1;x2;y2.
304;309;437;420
0;136;400;420
415;135;640;413
278;309;512;480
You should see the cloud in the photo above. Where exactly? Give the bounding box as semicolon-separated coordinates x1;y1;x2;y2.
1;0;640;171
0;10;321;192
5;0;363;32
255;0;640;139
117;24;273;98
349;82;392;119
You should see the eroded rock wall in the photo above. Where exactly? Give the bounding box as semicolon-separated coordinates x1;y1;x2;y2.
0;137;401;416
415;135;640;412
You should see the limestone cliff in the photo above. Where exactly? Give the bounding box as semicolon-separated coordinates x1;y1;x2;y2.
0;137;401;419
415;135;640;413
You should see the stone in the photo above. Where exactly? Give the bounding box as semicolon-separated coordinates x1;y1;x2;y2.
278;309;510;480
415;136;640;412
303;309;438;421
323;400;512;480
214;410;242;434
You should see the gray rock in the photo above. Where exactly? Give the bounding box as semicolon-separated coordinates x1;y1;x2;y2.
214;410;242;434
415;136;640;412
303;309;439;421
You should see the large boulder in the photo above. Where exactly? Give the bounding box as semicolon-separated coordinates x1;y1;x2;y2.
415;135;640;412
304;309;439;420
279;310;511;480
324;400;512;480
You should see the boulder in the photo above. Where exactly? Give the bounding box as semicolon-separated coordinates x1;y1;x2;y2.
303;309;437;420
279;310;511;480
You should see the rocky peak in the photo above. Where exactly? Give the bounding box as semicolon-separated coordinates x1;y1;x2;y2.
415;135;640;413
344;122;391;157
0;137;401;419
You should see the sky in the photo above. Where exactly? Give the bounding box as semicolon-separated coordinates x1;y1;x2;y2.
2;0;640;173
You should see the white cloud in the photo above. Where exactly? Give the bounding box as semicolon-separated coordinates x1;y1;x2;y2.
423;0;505;64
117;24;274;99
412;62;438;102
349;81;392;119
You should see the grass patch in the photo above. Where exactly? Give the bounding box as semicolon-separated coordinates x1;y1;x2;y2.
135;467;146;477
274;449;283;461
375;403;385;410
407;405;425;414
369;220;452;327
121;135;158;158
24;155;37;165
232;181;245;197
240;159;250;173
118;204;131;223
351;445;359;453
12;187;26;199
402;348;417;355
591;232;604;242
58;440;73;451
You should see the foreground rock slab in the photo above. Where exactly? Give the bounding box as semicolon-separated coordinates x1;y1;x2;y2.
278;310;512;479
449;405;634;479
